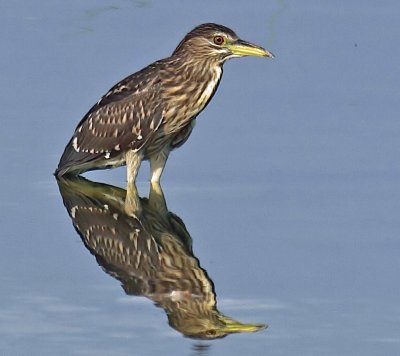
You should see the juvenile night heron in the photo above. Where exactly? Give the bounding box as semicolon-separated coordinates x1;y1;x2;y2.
55;23;273;183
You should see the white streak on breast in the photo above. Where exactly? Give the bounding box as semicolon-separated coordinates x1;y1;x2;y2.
198;66;222;109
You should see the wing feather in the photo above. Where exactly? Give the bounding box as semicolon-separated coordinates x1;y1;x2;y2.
56;62;164;176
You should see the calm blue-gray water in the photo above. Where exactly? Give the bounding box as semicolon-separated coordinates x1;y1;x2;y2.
1;1;399;355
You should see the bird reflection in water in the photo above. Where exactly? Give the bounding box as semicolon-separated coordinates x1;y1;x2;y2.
57;177;266;339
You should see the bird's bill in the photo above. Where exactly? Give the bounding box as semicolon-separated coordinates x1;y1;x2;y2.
220;318;267;334
227;39;274;58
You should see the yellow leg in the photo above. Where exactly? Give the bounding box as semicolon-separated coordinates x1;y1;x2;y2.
150;149;169;183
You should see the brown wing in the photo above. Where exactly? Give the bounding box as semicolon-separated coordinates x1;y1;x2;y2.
56;61;164;176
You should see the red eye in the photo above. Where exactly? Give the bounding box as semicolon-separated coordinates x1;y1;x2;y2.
213;35;225;45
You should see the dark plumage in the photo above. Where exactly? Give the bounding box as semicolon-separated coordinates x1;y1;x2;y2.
55;23;273;183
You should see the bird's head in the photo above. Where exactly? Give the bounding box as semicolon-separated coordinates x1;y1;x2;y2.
172;23;274;63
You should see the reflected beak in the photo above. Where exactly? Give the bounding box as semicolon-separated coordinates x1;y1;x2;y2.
227;39;274;58
220;318;267;334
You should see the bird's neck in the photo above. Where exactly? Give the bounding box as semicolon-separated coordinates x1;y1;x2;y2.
166;54;224;81
192;61;223;111
162;56;224;127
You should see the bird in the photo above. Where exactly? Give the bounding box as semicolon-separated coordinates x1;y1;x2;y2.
55;23;273;183
57;176;266;339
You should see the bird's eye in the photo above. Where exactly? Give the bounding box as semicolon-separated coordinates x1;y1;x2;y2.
207;329;217;336
213;35;225;45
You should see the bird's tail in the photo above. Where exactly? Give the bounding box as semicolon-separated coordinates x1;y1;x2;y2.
54;164;82;178
54;136;97;177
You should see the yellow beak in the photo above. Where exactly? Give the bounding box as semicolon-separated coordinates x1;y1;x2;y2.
227;39;274;58
220;318;267;334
